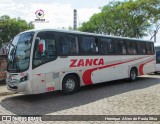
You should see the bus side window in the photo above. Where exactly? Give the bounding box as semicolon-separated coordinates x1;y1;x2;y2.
108;39;114;54
47;39;56;58
121;41;127;54
33;31;57;68
70;37;79;55
91;38;98;53
114;40;127;54
34;39;42;59
99;38;109;55
146;42;154;55
126;41;137;54
137;42;146;54
61;37;70;55
80;36;97;55
59;35;79;55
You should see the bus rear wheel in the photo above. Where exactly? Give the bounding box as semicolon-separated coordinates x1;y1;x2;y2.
62;75;79;95
129;68;137;81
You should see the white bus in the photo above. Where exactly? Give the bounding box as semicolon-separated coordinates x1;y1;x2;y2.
6;29;155;94
154;43;160;73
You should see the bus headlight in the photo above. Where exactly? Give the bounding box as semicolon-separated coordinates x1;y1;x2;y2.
19;74;28;83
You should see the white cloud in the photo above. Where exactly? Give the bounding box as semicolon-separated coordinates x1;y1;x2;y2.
0;1;99;29
78;8;100;26
0;0;30;19
30;3;100;29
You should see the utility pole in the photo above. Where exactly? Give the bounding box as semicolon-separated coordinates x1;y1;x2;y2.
154;30;156;43
73;9;77;30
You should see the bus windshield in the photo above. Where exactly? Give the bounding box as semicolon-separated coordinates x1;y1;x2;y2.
7;32;34;72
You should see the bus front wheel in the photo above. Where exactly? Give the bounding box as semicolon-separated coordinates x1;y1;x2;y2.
129;68;137;81
62;75;79;95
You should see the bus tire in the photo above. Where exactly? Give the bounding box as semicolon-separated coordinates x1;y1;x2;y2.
154;72;159;74
129;68;137;81
62;75;79;95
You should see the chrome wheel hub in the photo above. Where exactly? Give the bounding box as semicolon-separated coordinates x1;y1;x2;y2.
65;79;75;91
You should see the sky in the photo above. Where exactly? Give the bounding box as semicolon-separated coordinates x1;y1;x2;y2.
0;0;159;42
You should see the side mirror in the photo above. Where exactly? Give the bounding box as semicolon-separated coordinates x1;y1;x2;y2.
38;39;45;53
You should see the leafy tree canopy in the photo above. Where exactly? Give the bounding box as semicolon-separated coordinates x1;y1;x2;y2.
79;0;160;38
0;15;34;46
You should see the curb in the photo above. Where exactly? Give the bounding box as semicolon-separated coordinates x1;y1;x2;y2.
0;92;17;96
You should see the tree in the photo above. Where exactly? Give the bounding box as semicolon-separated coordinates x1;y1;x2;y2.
0;15;34;46
79;0;160;38
150;21;160;41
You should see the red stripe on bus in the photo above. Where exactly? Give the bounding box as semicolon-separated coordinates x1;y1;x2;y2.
139;59;155;75
82;57;149;85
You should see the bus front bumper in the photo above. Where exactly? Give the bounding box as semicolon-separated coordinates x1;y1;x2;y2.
6;79;27;93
